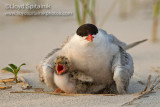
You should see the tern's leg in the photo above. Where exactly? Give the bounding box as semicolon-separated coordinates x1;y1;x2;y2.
54;88;64;93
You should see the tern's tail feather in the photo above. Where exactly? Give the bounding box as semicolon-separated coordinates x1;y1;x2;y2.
124;39;148;50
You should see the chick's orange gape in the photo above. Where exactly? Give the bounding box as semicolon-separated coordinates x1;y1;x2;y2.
56;64;65;74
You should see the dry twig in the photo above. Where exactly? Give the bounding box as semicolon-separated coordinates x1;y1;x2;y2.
143;75;151;92
0;86;12;90
0;78;15;83
122;75;160;106
34;88;44;92
10;91;117;96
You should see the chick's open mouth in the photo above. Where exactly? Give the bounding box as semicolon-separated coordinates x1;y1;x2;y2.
56;64;65;74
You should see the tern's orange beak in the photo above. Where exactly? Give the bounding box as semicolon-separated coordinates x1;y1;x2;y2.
56;64;65;74
85;34;94;42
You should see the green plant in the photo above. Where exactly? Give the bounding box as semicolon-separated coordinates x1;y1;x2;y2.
74;0;96;25
2;63;26;83
74;0;118;28
151;0;160;42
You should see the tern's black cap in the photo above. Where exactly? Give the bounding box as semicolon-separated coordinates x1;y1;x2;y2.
76;24;98;37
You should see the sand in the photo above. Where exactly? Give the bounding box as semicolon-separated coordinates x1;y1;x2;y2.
0;0;160;107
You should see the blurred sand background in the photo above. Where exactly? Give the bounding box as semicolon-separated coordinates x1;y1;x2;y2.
0;0;160;107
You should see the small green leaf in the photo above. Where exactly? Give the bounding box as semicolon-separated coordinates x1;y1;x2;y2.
8;64;17;71
2;67;14;74
20;63;26;66
17;63;26;72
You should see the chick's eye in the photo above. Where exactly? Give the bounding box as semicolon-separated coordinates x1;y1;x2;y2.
65;62;68;64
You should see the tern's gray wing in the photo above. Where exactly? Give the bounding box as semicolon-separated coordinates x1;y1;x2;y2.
109;34;127;48
100;29;147;51
112;47;134;74
43;48;61;62
108;34;147;51
111;47;134;94
61;35;73;48
43;35;73;63
42;35;73;62
36;48;61;82
99;29;126;48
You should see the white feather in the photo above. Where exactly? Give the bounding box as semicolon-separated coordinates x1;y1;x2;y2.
54;73;76;93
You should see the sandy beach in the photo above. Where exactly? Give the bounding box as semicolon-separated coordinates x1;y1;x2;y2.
0;0;160;107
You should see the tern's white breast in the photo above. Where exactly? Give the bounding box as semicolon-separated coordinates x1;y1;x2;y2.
61;33;119;85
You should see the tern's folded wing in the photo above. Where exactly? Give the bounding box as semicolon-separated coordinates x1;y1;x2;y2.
61;35;73;48
99;29;126;48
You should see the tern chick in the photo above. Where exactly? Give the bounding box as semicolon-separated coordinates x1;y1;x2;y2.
53;56;97;94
